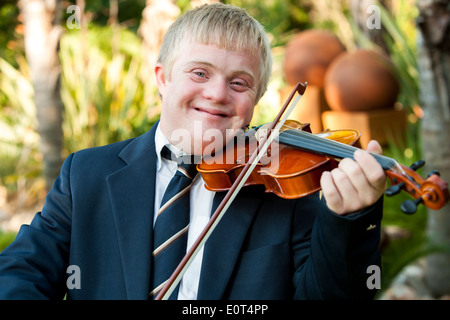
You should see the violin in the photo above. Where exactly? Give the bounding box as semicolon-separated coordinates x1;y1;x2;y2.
155;82;449;299
198;118;449;214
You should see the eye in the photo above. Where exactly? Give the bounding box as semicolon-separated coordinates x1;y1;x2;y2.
230;79;249;92
230;80;244;86
190;69;209;81
194;71;206;78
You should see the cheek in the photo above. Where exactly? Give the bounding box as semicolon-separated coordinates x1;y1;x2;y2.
163;82;187;108
237;99;256;123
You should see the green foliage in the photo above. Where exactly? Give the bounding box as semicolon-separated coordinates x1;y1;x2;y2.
0;1;21;67
60;25;159;153
0;25;160;194
0;229;16;253
0;55;41;193
225;0;311;46
64;0;146;33
380;4;419;112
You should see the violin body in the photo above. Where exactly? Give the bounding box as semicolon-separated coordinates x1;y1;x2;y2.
198;120;362;199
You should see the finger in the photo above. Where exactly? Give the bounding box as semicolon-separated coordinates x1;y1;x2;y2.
338;157;370;191
320;171;344;213
366;140;383;155
321;167;361;214
353;149;386;192
338;156;381;208
332;162;365;208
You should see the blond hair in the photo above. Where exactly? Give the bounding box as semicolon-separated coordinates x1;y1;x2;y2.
158;3;272;102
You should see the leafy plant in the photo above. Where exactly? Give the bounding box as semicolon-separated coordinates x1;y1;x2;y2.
0;56;42;196
0;229;16;252
0;25;161;203
60;25;160;153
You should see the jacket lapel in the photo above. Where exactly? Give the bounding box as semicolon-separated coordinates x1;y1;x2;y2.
197;187;263;299
106;125;158;300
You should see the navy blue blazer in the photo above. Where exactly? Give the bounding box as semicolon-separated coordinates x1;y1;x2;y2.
0;123;383;299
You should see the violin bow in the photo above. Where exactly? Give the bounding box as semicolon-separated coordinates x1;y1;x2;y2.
155;82;308;300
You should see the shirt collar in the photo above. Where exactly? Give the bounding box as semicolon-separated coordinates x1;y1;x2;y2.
155;123;186;171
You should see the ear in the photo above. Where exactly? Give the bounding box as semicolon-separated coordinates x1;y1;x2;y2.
154;62;167;96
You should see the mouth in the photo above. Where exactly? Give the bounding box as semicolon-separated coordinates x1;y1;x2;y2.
194;106;229;118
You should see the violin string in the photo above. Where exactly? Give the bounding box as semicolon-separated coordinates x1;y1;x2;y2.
278;129;401;171
288;129;404;172
280;129;395;169
279;129;357;160
278;128;353;159
279;126;369;160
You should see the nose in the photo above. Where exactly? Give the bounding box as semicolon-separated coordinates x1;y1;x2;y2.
202;78;230;104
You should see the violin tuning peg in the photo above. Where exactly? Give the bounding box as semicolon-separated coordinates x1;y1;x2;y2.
401;197;424;215
385;182;405;196
427;170;440;178
409;160;425;171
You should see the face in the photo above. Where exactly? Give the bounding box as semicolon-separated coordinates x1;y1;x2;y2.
155;40;261;155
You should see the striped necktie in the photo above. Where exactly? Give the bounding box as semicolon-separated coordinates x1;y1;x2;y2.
150;146;198;299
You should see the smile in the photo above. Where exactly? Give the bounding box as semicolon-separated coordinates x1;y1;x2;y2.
194;107;229;118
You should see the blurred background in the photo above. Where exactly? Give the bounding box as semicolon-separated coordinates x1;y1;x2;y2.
0;0;449;299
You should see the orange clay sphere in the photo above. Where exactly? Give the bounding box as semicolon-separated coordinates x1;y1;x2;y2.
283;29;346;88
324;49;400;111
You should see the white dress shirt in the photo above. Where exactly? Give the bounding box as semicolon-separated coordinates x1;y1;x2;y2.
154;124;215;299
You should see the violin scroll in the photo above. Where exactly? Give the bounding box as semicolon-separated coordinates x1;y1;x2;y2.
385;160;449;214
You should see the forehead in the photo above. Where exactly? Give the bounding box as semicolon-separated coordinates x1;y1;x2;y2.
173;40;261;77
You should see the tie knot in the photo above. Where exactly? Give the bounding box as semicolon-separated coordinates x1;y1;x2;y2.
161;146;198;180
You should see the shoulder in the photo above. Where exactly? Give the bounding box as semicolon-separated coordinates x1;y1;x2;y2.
68;138;135;175
71;138;133;164
68;122;159;175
